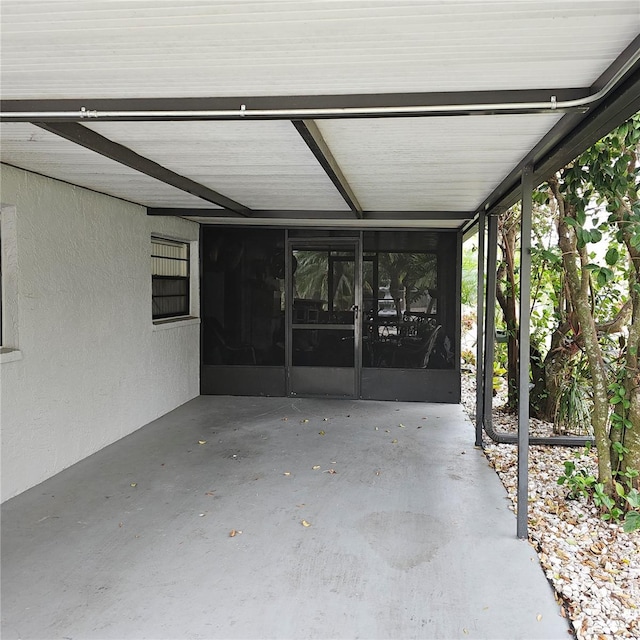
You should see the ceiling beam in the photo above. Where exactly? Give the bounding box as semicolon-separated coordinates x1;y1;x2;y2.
34;122;252;216
148;208;473;220
292;120;363;219
181;218;465;231
1;88;588;122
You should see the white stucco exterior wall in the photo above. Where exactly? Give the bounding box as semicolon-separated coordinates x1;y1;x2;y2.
0;165;200;502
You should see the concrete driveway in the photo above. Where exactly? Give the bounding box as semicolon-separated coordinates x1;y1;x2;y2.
1;396;569;639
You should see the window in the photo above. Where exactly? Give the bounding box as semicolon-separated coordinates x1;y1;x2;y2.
0;205;21;362
151;237;190;320
0;212;3;343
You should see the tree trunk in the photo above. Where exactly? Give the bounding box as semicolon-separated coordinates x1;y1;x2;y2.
550;176;613;491
613;200;640;485
620;315;640;485
535;322;582;429
529;343;547;419
496;213;519;411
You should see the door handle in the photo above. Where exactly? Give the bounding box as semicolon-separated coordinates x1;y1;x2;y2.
353;305;359;320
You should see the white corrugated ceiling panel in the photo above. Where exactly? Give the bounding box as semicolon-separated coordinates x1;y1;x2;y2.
1;1;638;99
317;113;564;211
0;123;219;209
85;121;351;211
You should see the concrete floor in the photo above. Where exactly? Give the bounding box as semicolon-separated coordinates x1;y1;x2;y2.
1;396;569;640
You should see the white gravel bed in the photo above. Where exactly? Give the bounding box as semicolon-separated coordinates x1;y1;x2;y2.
461;372;640;639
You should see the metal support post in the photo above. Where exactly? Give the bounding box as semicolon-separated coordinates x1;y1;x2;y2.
517;165;533;540
475;211;486;447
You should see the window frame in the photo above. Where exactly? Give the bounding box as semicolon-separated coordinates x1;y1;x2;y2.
0;205;22;362
151;236;191;321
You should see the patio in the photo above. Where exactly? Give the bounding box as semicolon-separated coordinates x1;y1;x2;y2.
1;397;568;639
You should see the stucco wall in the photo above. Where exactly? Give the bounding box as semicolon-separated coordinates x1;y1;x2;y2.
0;165;200;502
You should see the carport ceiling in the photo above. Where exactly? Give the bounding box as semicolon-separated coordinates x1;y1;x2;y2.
1;1;640;230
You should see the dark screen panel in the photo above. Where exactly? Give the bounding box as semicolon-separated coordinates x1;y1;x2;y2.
202;228;286;366
362;232;456;370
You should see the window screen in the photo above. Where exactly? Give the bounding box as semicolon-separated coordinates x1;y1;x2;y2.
152;237;189;319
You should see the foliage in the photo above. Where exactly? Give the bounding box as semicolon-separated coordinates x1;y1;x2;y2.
460;242;478;306
376;252;438;311
488;113;640;529
557;456;597;499
461;312;476;332
495;207;520;411
553;356;593;436
461;349;476;366
493;363;507;394
547;112;640;533
294;250;356;311
554;114;640;484
294;250;331;301
557;443;640;532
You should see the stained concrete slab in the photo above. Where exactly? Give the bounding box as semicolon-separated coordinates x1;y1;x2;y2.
1;397;569;640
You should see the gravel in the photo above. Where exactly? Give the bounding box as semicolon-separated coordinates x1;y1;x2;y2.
461;372;640;640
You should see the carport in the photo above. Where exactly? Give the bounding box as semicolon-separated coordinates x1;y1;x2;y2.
1;1;640;636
